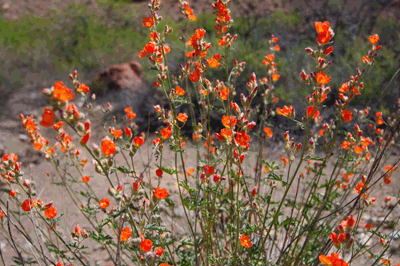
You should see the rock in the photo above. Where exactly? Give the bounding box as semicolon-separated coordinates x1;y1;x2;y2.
91;60;170;133
92;60;143;94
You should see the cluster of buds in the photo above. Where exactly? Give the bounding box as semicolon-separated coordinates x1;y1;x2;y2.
232;148;246;166
212;0;234;45
330;215;355;250
169;85;186;100
269;35;280;51
154;105;174;125
240;73;258;112
78;120;91;145
64;103;83;126
186;29;211;59
42;81;75;110
336;71;365;109
178;1;196;21
307;85;330;106
148;0;161;14
318;119;335;137
20;114;52;155
72;224;88;239
178;62;191;80
108;182;126;201
154;63;170;87
200;165;215;181
213;80;231;101
362;35;382;65
1;153;22;183
358;108;370;121
69;70;90;96
262;53;280;83
283;131;302;162
217;33;237;48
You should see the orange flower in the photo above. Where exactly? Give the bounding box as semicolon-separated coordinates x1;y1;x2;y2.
101;139;116;156
45;206;57;219
159;264;170;266
177;113;188;123
275;45;280;51
124;127;132;137
175;86;186;96
376;112;384;125
317;31;332;44
329;232;339;244
271;74;280;81
53;81;74;102
39;108;55;127
240;234;252;248
354;146;363;154
323;46;333;55
133;179;142;192
218;37;226;46
369;34;379;44
219;86;229;100
141;239;153;252
77;83;90;94
306;106;320;118
319;253;348;266
142;16;154;28
222;115;236;128
163;45;171;54
316;72;331;84
24;117;37;132
155;247;164;257
276;105;294;118
207;57;220;68
219;128;233;141
156;168;163;177
354;182;364;194
80;132;90;145
138;50;147;58
99;198;110;209
339;83;348;93
82;176;90;183
112;129;123;139
315;21;330;33
3;153;18;163
235;131;250;147
124;107;137;120
203;165;215;176
189;70;200;82
161;126;172;139
144;42;156;53
341;109;353;122
53;122;63;130
134;136;145;147
282;157;289;166
119;227;132;241
10;190;17;197
154;187;169;199
21;199;34;212
264;127;273;139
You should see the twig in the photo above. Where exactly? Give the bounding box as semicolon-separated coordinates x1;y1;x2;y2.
6;201;25;266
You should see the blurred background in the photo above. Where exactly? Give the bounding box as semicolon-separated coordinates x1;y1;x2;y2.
0;0;399;132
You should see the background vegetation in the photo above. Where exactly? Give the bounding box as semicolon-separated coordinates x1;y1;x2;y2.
0;0;399;118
